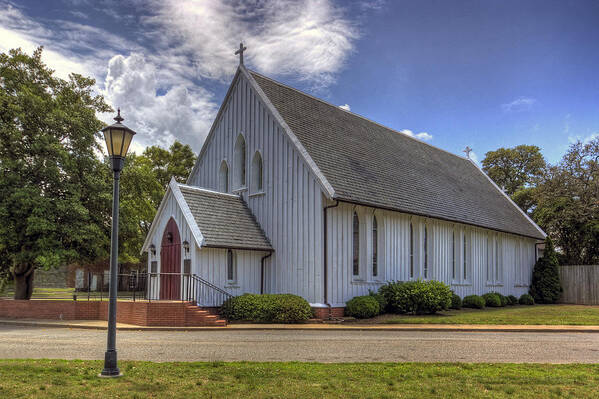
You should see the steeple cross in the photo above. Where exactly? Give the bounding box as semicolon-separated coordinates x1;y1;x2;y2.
235;42;247;65
463;146;473;159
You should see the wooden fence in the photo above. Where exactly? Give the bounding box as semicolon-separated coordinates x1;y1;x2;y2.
559;265;599;305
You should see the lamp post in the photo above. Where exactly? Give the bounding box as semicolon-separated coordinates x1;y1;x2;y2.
100;109;136;377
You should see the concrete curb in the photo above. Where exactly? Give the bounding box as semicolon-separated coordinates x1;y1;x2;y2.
1;319;599;333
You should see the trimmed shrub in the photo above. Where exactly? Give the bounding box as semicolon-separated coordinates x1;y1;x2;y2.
221;293;312;323
507;295;518;306
378;280;452;315
462;295;485;309
368;289;387;313
496;293;509;307
529;237;562;304
450;293;462;310
519;294;535;305
345;295;380;319
482;293;502;307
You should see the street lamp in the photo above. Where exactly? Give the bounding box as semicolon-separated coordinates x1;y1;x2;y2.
100;109;136;377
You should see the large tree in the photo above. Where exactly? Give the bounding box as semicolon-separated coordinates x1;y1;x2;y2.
482;145;546;212
533;138;599;265
0;48;111;299
143;141;196;187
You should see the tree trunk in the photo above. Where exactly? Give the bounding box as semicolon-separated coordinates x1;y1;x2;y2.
13;265;35;300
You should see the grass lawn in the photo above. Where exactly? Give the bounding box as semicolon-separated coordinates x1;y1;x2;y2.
0;360;598;399
1;287;141;301
370;304;599;325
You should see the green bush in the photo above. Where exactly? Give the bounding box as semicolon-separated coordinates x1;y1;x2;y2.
462;295;485;309
507;295;518;305
519;294;535;305
496;293;508;307
482;293;502;307
368;289;387;313
221;293;312;323
450;293;462;310
378;280;452;315
345;295;380;319
529;237;562;304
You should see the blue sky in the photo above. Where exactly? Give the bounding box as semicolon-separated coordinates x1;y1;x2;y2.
1;0;598;163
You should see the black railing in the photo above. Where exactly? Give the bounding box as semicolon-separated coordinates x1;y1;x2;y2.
146;273;233;307
2;271;233;306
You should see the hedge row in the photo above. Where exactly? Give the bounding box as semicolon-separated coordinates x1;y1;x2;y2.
221;293;312;323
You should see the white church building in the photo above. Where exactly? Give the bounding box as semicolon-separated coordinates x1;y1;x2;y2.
142;54;545;318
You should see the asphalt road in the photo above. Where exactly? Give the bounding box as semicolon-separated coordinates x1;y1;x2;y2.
0;325;597;363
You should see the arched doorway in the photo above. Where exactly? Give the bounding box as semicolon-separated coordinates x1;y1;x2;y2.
160;218;181;300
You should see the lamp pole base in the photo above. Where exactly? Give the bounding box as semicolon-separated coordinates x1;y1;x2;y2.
100;350;122;378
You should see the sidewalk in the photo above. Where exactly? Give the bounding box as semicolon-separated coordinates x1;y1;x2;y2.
1;318;599;333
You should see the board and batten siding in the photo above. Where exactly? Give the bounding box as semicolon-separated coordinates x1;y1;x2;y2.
326;202;538;307
188;72;325;304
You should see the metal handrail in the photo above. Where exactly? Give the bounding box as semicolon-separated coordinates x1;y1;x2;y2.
146;272;233;307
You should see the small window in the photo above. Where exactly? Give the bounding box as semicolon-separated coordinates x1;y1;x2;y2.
495;236;501;282
352;212;360;276
227;249;237;283
372;216;378;277
251;151;263;192
423;224;428;279
409;222;414;279
463;231;468;280
183;259;191;275
150;261;157;274
451;230;456;280
233;134;246;188
219;160;229;192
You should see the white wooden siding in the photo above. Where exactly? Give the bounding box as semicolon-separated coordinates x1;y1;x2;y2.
326;202;538;307
188;73;324;304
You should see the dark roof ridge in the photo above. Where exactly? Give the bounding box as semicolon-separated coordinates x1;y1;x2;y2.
247;69;473;165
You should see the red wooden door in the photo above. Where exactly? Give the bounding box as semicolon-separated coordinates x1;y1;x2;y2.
160;218;181;300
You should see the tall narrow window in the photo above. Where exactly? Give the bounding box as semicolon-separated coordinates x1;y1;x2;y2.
233;134;246;188
372;216;378;277
423;224;428;279
227;249;236;282
251;151;263;192
463;231;468;280
409;222;414;279
353;212;360;276
452;230;456;280
219;160;229;192
495;236;501;282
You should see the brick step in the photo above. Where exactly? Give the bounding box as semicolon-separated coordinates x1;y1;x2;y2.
183;304;227;327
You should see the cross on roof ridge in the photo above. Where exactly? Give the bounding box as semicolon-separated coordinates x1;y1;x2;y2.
235;42;247;65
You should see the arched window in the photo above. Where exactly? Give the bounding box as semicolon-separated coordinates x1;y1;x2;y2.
451;229;456;280
227;249;236;283
372;216;378;277
352;212;360;276
423;224;428;279
409;222;414;279
251;151;263;192
219;160;229;193
463;231;468;280
233;134;246;188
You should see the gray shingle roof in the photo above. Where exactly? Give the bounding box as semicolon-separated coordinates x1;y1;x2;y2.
178;185;272;251
250;71;544;240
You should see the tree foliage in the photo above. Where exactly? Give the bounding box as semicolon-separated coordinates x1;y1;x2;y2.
529;237;562;303
0;47;111;298
482;145;546;211
532;138;599;265
142;141;196;188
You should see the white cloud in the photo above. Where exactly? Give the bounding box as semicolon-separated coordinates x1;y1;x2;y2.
143;0;360;87
399;129;433;141
501;97;536;112
568;132;599;145
469;150;480;165
102;53;218;151
339;104;351;111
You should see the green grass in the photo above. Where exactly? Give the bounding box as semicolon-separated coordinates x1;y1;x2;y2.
0;360;598;398
377;305;599;325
